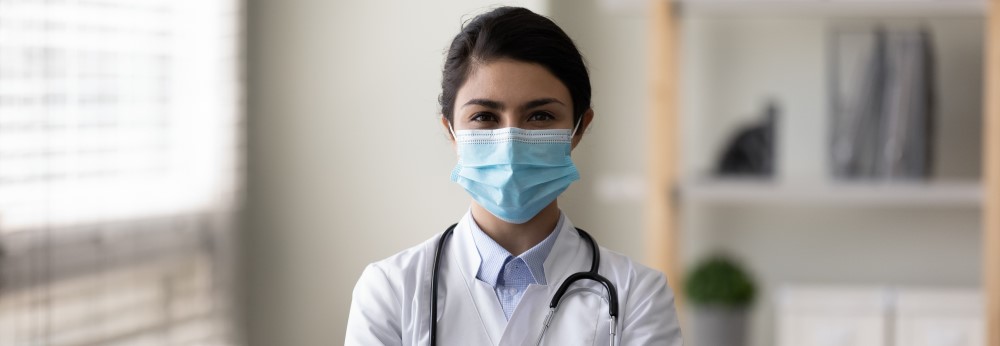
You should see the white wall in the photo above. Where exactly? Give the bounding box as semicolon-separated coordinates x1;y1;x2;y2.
245;1;548;345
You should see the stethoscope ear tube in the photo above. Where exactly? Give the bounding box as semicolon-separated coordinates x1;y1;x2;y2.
556;229;619;319
548;272;619;319
545;229;620;346
430;224;457;346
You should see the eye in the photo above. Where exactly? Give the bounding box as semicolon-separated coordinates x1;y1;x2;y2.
527;111;555;122
470;112;499;123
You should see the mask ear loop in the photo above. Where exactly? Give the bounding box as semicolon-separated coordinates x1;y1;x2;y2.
447;119;457;140
570;116;584;137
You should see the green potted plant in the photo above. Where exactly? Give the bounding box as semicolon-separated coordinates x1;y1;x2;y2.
684;255;756;346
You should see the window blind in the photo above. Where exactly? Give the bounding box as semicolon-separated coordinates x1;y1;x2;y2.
0;0;242;344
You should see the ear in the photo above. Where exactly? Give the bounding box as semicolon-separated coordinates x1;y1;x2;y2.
570;109;594;150
441;116;455;139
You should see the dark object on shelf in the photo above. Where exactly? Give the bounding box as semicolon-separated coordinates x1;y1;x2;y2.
830;27;935;180
714;102;778;177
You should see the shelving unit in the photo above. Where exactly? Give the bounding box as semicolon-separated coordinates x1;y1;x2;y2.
646;0;1000;344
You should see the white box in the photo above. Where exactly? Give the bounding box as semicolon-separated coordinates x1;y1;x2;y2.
776;286;984;346
777;286;890;346
894;288;983;346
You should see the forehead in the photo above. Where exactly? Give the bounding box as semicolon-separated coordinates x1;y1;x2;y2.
456;59;571;106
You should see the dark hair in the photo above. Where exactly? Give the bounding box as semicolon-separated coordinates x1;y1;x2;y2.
439;7;591;123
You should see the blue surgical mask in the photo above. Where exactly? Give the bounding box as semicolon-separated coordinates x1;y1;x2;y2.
449;122;581;224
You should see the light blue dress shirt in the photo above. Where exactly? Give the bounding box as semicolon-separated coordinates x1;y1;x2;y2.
469;213;563;320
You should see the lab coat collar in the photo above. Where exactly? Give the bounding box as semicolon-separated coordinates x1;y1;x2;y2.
541;215;587;287
454;211;484;282
452;212;504;343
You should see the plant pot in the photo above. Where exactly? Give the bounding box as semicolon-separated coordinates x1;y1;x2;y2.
690;306;749;346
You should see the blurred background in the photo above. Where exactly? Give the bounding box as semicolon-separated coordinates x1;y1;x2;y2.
0;0;242;345
1;0;996;345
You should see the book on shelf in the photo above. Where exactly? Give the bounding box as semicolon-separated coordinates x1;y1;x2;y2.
830;26;934;181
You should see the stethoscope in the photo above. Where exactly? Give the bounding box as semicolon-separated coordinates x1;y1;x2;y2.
430;224;620;346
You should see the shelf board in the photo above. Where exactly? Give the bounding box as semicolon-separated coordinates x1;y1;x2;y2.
676;0;987;18
680;179;983;207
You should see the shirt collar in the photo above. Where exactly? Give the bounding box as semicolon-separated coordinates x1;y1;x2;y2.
469;212;564;286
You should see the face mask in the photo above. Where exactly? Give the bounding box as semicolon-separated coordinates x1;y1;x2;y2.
449;121;581;224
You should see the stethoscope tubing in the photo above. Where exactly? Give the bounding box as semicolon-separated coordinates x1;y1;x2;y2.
430;224;619;346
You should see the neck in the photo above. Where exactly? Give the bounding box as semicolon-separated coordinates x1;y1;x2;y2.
470;201;561;257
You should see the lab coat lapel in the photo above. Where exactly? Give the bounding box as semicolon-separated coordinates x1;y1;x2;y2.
450;214;506;345
498;285;547;346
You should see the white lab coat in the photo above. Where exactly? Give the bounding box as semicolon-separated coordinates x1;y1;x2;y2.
345;212;684;345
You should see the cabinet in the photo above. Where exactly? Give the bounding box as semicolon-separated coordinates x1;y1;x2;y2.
777;286;982;346
645;0;1000;345
896;289;984;346
778;287;888;346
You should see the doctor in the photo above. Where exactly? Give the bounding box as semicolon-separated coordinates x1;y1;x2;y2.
346;7;683;346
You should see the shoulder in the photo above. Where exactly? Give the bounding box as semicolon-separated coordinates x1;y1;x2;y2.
360;233;443;288
347;233;444;342
348;234;444;345
597;246;671;290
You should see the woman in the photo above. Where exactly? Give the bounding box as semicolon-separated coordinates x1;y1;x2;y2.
346;7;683;345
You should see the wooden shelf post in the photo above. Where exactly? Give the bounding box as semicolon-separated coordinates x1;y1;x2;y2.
647;0;683;311
985;0;1000;345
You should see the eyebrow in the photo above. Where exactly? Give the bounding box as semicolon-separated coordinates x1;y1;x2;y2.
462;99;504;111
461;98;565;112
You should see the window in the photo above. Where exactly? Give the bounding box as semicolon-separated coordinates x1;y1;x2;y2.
0;0;242;344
